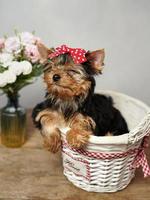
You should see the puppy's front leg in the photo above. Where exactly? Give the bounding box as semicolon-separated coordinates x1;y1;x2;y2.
36;109;64;153
66;113;96;149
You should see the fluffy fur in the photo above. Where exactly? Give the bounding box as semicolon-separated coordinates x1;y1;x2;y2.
32;44;129;152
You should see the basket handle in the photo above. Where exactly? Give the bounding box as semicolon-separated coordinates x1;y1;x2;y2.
128;112;150;144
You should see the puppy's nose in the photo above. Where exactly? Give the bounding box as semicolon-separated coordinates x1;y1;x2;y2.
53;74;61;82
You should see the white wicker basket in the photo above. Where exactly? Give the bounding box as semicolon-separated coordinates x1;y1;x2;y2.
61;90;150;193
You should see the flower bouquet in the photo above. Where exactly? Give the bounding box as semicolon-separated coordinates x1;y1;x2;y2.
0;31;43;147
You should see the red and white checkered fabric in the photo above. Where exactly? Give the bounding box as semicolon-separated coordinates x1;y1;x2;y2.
131;149;150;177
131;136;150;177
63;135;150;177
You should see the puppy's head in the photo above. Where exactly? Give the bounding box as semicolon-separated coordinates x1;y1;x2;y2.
38;43;105;101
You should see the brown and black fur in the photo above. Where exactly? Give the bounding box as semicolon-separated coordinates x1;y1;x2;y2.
32;43;129;152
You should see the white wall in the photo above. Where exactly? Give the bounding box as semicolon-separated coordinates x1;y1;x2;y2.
0;0;150;108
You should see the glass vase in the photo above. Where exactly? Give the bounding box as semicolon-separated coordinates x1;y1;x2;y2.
0;93;26;147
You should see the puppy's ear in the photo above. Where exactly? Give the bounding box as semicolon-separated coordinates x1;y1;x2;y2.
37;42;53;64
86;49;105;74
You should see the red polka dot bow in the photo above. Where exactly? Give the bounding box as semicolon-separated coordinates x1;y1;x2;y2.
48;45;87;64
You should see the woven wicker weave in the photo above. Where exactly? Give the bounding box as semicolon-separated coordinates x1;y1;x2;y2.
61;90;150;192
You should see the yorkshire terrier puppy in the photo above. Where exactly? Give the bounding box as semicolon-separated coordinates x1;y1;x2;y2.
32;44;128;153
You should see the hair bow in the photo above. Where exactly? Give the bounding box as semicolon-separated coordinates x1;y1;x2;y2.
48;45;87;64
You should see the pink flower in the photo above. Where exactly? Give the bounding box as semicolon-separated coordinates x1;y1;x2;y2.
0;38;5;50
20;32;41;45
35;36;42;43
25;44;40;63
20;32;36;45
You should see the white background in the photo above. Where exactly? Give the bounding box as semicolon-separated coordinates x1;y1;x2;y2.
0;0;150;108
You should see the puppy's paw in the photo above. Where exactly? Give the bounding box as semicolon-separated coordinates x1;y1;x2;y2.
43;130;61;153
70;114;96;131
85;116;96;130
66;129;91;149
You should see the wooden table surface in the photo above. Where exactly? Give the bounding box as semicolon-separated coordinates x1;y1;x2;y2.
0;110;150;200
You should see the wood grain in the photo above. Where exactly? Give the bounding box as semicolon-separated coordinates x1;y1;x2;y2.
0;110;150;200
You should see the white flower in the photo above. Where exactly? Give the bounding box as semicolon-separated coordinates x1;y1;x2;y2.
8;60;32;76
9;61;23;75
19;61;32;75
0;70;16;87
0;75;7;87
5;36;21;54
0;53;14;67
20;32;36;45
4;70;17;83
